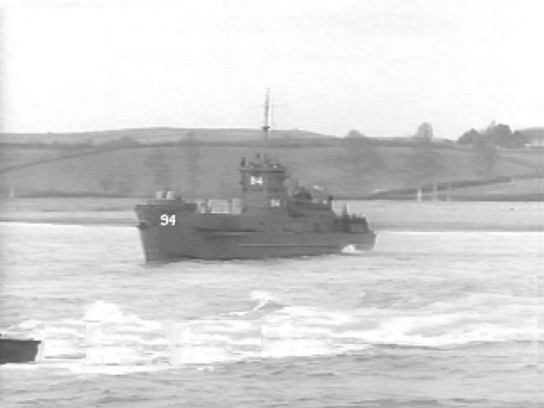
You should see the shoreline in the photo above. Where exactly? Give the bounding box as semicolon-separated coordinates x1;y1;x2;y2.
0;198;540;232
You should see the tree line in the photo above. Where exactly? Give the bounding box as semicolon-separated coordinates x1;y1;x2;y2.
457;122;530;148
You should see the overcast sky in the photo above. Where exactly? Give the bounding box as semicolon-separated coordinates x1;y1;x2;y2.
1;0;542;138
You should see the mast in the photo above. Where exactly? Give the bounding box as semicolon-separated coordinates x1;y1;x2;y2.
262;88;272;141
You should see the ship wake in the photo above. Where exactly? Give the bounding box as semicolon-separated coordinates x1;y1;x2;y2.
1;292;535;375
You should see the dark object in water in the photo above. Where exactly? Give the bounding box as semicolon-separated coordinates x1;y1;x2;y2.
0;335;43;364
135;91;377;261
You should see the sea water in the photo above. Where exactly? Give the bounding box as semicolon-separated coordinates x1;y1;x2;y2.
0;220;541;407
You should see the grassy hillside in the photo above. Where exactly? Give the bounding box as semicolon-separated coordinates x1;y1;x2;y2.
0;135;540;199
0;128;333;145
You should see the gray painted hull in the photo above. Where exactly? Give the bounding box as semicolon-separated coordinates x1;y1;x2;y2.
137;217;377;261
0;338;42;364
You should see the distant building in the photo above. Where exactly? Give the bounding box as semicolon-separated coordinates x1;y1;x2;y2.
525;132;543;148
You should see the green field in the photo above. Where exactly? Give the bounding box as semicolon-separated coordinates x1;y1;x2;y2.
0;129;541;200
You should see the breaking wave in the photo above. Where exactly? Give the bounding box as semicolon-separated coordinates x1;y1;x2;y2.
2;290;536;374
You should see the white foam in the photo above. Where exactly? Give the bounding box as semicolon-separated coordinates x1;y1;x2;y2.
10;289;535;373
261;338;333;358
341;244;363;255
337;313;536;348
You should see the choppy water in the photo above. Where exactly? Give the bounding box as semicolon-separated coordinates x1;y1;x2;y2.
0;222;541;407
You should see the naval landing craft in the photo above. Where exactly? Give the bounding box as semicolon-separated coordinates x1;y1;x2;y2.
135;93;377;261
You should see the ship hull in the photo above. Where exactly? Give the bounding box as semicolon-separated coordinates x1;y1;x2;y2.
0;338;43;364
136;212;377;261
